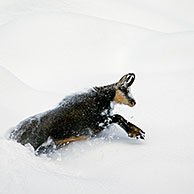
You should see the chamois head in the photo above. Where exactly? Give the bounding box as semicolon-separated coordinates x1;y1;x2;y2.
113;73;136;107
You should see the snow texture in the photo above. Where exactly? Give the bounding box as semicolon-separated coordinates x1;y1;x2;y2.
0;1;194;194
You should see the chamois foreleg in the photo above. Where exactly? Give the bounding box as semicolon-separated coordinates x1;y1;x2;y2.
109;114;145;139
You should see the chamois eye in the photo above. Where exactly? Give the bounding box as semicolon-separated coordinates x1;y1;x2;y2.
119;86;127;93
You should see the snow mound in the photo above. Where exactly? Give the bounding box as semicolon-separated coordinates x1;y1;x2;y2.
0;66;62;136
0;1;194;194
0;12;159;92
0;0;194;32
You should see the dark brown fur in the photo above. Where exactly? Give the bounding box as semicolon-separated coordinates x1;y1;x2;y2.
10;73;145;155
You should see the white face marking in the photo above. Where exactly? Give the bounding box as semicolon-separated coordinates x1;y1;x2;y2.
127;87;134;99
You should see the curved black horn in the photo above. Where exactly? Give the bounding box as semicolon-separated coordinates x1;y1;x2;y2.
127;73;135;87
117;73;135;89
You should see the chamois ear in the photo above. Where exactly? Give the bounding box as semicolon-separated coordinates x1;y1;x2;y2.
117;73;135;89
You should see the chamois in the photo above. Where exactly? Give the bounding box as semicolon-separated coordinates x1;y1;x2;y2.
10;73;145;155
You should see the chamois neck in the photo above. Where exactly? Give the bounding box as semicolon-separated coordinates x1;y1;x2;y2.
94;83;116;92
93;83;116;101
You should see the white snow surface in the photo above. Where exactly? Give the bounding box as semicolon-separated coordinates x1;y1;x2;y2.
0;1;194;194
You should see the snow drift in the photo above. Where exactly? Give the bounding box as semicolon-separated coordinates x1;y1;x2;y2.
0;1;194;194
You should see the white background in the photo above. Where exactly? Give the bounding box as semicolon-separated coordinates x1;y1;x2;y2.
0;1;194;194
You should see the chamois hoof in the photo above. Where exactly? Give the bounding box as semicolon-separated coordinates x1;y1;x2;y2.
128;125;145;140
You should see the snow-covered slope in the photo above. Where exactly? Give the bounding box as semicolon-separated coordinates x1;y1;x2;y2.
0;12;160;92
0;1;194;194
1;71;194;194
1;12;193;92
0;66;62;135
1;0;194;32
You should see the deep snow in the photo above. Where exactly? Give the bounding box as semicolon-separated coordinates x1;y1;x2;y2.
0;1;194;194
